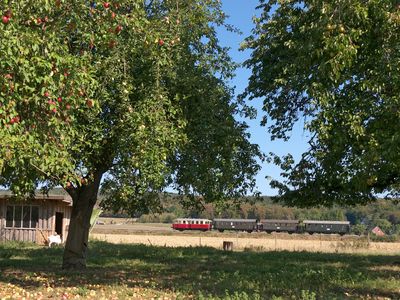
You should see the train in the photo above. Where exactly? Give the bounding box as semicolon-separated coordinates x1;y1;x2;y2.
172;218;351;235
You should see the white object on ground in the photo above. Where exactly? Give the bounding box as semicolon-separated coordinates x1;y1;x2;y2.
48;234;62;247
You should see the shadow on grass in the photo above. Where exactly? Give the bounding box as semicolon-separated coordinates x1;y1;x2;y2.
0;241;399;299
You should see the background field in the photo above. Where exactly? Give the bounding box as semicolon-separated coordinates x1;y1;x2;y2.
91;220;400;255
0;241;399;299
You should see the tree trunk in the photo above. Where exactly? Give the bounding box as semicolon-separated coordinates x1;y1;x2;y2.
62;173;102;270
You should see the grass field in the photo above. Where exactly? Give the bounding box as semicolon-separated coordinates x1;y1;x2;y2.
0;241;399;299
91;233;400;255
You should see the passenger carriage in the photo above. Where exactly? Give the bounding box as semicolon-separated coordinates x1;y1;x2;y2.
172;218;212;231
259;219;300;234
212;218;257;233
303;220;350;235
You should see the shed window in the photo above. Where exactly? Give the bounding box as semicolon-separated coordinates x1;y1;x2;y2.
5;205;39;228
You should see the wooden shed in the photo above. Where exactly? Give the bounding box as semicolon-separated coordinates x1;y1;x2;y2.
0;192;72;244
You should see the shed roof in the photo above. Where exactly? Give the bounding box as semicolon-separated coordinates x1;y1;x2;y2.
0;190;72;205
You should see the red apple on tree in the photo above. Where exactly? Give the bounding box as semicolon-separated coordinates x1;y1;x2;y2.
158;39;165;46
103;2;110;9
115;25;122;34
2;16;9;24
10;116;20;124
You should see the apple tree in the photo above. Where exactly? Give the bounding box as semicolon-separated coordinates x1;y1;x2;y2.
0;0;262;269
243;0;400;206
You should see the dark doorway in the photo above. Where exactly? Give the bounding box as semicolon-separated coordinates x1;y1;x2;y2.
55;212;63;237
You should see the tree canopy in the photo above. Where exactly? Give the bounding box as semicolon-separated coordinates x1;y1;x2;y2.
243;0;400;206
0;0;261;268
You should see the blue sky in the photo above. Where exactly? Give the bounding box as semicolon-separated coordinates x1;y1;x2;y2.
218;0;309;196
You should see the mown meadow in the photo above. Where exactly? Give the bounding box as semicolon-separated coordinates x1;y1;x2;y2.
0;241;399;299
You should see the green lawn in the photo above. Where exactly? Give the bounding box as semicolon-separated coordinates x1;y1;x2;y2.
0;241;399;299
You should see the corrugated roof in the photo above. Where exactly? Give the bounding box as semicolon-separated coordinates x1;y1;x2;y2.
0;191;72;205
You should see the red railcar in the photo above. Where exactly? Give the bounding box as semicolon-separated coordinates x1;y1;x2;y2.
172;218;212;231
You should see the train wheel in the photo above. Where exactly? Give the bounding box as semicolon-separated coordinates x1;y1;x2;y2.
218;229;224;233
